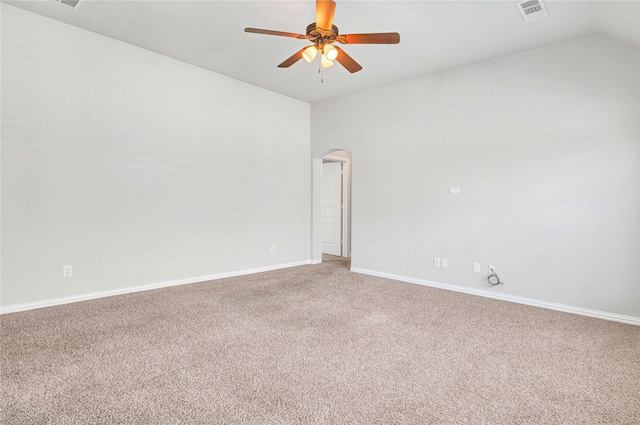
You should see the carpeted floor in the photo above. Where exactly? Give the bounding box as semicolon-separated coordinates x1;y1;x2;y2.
1;255;639;424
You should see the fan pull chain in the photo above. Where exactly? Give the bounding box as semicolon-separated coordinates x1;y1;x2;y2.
318;60;323;84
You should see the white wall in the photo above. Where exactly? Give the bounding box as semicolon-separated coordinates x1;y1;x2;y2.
1;4;311;309
312;34;640;318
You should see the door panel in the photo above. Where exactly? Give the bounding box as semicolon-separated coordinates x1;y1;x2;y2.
322;161;342;256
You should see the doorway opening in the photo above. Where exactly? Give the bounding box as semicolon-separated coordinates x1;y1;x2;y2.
312;150;352;264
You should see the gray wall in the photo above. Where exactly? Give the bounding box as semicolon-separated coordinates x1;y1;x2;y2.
1;5;311;308
311;34;640;317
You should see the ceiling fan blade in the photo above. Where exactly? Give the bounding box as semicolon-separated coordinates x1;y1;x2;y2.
277;48;307;68
334;46;362;73
316;0;336;31
244;28;308;39
337;33;400;44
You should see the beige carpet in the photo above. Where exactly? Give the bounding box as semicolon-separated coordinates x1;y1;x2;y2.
1;255;639;424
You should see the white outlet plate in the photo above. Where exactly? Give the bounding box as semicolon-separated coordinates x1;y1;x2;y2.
442;258;448;268
270;245;276;253
63;265;73;277
433;257;441;268
449;187;460;194
473;262;481;273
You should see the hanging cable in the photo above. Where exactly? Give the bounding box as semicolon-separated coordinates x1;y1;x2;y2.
487;270;504;287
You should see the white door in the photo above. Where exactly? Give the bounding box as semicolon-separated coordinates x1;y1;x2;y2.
322;161;342;256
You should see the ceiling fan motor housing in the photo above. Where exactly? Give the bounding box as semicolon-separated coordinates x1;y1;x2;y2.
306;22;339;45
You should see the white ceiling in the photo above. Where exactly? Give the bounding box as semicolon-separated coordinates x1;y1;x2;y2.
4;0;639;103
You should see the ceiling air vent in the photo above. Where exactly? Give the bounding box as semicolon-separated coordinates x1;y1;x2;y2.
50;0;84;10
516;0;548;22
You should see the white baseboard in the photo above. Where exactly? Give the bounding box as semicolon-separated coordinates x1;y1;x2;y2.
310;259;322;265
0;260;312;315
351;267;640;326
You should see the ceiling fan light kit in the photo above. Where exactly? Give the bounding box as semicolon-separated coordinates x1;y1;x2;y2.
244;0;400;75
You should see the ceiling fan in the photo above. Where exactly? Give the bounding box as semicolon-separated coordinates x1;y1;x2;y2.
244;0;400;73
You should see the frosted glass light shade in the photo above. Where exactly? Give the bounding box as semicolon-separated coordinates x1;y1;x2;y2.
321;53;334;68
302;46;318;63
323;44;338;61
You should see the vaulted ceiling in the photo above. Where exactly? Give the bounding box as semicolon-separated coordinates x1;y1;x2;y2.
4;0;639;103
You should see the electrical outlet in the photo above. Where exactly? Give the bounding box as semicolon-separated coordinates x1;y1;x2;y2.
63;265;73;277
442;258;448;268
489;265;496;274
433;257;441;268
473;262;481;273
270;245;276;253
